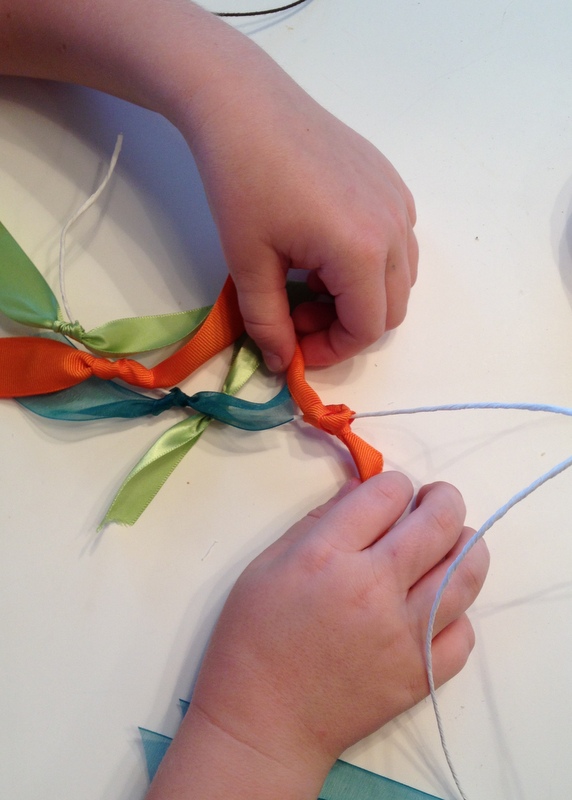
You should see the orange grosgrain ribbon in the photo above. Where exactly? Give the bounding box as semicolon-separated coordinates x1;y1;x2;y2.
286;343;383;481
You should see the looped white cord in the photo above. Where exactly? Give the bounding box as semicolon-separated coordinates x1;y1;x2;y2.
350;400;572;798
59;134;124;322
425;453;572;799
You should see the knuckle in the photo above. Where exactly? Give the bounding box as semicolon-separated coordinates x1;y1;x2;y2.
390;206;410;239
384;297;409;331
296;536;335;578
425;482;466;533
426;502;463;544
368;472;413;513
458;538;490;599
450;616;476;671
354;229;388;267
243;315;278;340
403;184;417;225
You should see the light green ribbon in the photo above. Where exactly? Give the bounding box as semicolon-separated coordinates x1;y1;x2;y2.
0;222;211;354
99;337;261;527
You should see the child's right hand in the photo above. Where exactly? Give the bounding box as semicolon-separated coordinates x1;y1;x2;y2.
176;24;418;372
0;0;417;373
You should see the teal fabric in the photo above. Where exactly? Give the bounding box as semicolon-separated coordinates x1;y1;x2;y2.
186;384;294;430
319;760;442;800
17;379;295;430
139;728;172;781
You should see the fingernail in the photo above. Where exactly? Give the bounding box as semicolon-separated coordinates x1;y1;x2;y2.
263;352;283;373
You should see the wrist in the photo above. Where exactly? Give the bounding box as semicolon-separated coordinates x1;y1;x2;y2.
146;702;333;800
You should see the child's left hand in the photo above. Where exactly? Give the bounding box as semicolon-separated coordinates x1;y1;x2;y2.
148;473;489;799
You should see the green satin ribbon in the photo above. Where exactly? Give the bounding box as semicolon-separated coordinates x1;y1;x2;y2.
139;700;443;799
99;337;262;527
0;222;211;354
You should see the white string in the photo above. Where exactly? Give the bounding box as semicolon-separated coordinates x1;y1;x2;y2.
347;400;572;797
425;453;572;799
353;400;572;420
58;134;123;323
293;400;572;424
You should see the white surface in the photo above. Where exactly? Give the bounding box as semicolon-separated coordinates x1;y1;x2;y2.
1;2;572;798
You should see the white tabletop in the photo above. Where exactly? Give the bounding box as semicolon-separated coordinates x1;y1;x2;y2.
2;2;572;798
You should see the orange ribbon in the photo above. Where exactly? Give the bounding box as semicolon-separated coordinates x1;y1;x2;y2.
0;274;383;480
286;344;383;481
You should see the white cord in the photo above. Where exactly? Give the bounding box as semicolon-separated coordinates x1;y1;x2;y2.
58;134;124;322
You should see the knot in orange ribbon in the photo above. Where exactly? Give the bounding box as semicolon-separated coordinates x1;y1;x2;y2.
88;354;154;386
302;402;355;436
287;344;383;482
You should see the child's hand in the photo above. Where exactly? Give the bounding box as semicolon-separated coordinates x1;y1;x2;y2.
194;473;487;761
149;474;488;799
0;1;416;373
181;58;418;371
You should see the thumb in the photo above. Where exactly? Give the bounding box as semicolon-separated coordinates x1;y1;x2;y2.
228;250;296;372
258;479;361;563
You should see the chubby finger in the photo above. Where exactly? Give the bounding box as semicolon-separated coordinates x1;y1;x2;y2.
229;250;295;372
291;299;336;336
299;229;416;365
304;471;414;553
427;614;477;689
409;526;490;640
299;250;387;366
384;217;418;330
374;482;467;591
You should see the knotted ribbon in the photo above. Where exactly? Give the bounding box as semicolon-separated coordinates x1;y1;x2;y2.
0;275;244;393
18;375;294;430
287;344;383;480
0;221;211;354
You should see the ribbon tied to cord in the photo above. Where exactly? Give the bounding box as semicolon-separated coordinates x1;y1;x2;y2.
287;344;383;481
51;318;86;339
0;277;383;488
0;221;211;355
304;402;355;436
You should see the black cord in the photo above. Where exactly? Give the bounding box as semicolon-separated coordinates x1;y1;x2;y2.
214;0;310;18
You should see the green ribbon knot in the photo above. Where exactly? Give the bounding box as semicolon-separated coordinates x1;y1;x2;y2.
0;221;211;354
51;317;86;339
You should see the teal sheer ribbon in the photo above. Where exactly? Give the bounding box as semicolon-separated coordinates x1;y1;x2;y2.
98;336;289;527
139;700;443;800
17;379;294;430
0;221;211;354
